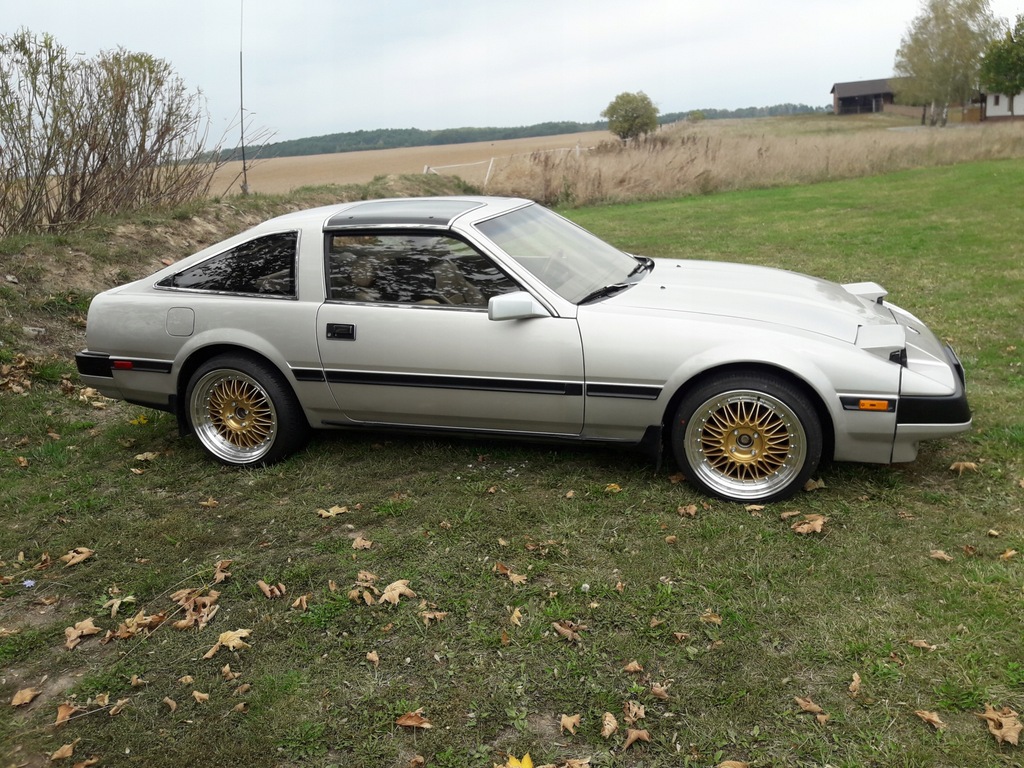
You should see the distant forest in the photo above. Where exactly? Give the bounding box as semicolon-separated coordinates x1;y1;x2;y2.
227;103;830;161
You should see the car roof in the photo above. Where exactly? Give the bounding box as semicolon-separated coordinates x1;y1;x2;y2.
253;196;532;234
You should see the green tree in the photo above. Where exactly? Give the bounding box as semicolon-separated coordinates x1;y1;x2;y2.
979;14;1024;117
894;0;1002;126
600;91;659;141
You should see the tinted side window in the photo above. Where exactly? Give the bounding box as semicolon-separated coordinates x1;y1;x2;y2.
327;233;518;306
157;232;298;297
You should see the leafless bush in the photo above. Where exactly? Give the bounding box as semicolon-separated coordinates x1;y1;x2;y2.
485;119;1024;206
0;30;226;234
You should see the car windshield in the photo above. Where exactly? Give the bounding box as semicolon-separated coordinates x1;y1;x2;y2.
475;204;640;303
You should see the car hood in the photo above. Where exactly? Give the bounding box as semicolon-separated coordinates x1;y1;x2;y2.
604;259;894;343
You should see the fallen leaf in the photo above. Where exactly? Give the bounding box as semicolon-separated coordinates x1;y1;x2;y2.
163;696;177;712
506;755;533;768
203;628;252;659
73;757;101;768
212;559;233;583
780;509;803;520
65;617;102;650
60;547;95;567
418;609;448;627
988;529;1001;538
130;674;148;687
977;703;1022;745
816;713;831;725
700;609;723;625
11;687;41;707
380;579;416;606
650;682;671;700
665;534;678;544
673;631;690;643
624;728;651;749
108;697;129;716
509;606;523;627
623;700;645;725
396;708;432;729
717;762;750;768
50;739;80;760
560;712;581;734
930;549;955;562
352;536;373;550
564;490;575;499
221;664;241;680
677;504;698;517
317;505;348;518
915;709;947;730
604;483;622;493
795;696;823;714
134;451;159;462
192;690;209;703
291;594;311;611
552;620;586;643
623;660;644;674
803;477;826;491
849;672;861;695
178;675;194;684
949;461;978;475
999;549;1019;561
366;651;380;668
256;580;286;598
910;639;937;651
791;513;827;534
55;702;83;727
199;497;218;508
601;711;618;738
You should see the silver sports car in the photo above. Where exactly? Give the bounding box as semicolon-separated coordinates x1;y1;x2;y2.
76;196;971;502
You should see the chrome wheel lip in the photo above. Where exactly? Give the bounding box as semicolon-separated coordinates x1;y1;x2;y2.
189;369;278;464
684;388;807;500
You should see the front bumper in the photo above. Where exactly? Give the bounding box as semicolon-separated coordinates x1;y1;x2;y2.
892;344;971;462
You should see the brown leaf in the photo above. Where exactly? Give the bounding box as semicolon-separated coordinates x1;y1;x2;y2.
910;639;937;651
949;461;978;475
604;483;622;493
977;703;1022;745
381;579;416;606
930;549;955;562
396;708;432;729
677;504;698;517
163;696;177;712
108;697;129;716
795;696;823;714
73;757;101;768
199;497;218;508
717;762;750;768
915;709;947;730
650;682;671;700
999;549;1019;561
317;505;348;518
552;620;586;643
11;687;41;707
130;674;148;687
291;594;311;611
352;536;373;550
623;700;645;725
849;672;861;695
65;617;102;650
700;609;722;625
673;631;690;643
559;712;581;735
623;660;644;674
221;664;241;680
192;690;209;703
50;738;80;760
601;711;618;738
509;606;523;627
60;547;94;567
623;728;651;749
418;609;448;627
780;509;803;520
803;477;826;491
203;628;252;658
178;675;194;684
256;580;286;598
55;702;83;727
212;559;233;583
366;651;380;668
791;513;827;534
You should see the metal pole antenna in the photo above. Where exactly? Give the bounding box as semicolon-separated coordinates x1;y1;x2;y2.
239;0;249;194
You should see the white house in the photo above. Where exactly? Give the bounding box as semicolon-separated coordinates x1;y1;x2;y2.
986;92;1023;119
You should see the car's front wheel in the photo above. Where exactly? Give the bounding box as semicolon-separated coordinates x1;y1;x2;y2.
186;354;308;466
671;372;822;503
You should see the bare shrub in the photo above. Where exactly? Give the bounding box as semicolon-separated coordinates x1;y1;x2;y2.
0;30;224;234
484;119;1024;206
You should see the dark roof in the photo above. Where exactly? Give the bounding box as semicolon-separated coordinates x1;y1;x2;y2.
325;199;486;229
831;79;895;98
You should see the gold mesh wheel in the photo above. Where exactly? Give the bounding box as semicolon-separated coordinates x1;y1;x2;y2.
678;382;815;502
189;367;279;463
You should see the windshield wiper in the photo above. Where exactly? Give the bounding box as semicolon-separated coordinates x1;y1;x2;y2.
627;256;654;277
578;283;630;305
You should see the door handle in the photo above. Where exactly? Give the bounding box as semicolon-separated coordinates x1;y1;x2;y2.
326;323;356;340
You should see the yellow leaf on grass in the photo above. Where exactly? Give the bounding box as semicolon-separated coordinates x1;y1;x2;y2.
55;702;83;727
795;696;823;714
949;461;978;475
11;687;40;706
791;514;827;534
60;547;94;567
999;549;1019;561
624;728;651;749
396;707;432;729
601;711;618;738
604;483;622;493
977;703;1023;745
700;609;723;625
203;628;252;659
930;549;955;562
559;712;581;734
849;672;862;695
317;505;348;518
509;606;523;627
915;709;947;730
506;755;533;768
49;738;80;760
717;762;750;768
380;579;416;606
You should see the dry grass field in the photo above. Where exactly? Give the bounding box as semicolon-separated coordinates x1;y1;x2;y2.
211;130;609;195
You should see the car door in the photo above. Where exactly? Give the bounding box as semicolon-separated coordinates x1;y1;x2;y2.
315;231;584;435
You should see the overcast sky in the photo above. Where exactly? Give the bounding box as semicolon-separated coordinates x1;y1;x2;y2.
3;0;1022;145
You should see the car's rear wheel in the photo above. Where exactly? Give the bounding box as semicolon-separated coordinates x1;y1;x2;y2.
671;372;822;503
186;354;308;466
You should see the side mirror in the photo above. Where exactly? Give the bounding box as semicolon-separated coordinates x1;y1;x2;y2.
488;291;551;321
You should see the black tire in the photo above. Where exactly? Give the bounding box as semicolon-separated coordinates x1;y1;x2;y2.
671;372;822;503
185;354;309;467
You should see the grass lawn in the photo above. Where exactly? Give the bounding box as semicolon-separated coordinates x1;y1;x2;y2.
1;159;1022;767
